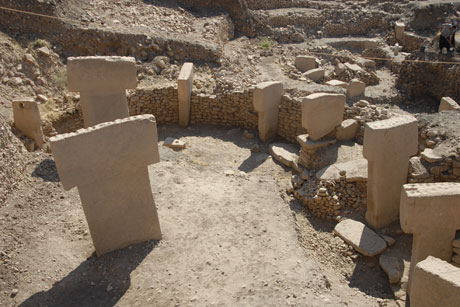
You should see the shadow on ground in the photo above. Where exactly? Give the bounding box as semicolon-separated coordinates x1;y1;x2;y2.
19;241;158;307
32;158;60;182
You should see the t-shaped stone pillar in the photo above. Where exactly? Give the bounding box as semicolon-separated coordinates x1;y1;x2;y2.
178;62;194;127
253;81;283;142
363;115;418;229
411;256;460;307
400;183;460;293
12;97;45;150
301;93;346;141
67;56;137;128
50;115;162;256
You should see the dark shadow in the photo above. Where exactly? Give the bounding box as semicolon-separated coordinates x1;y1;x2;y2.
32;158;60;182
20;240;158;307
238;152;268;173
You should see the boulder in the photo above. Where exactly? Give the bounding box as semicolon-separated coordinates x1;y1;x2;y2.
295;56;317;73
269;143;300;171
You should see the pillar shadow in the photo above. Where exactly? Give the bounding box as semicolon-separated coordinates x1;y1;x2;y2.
238;152;269;173
19;240;158;307
31;158;60;182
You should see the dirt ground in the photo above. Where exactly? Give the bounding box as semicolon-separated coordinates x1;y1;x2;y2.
1;124;400;307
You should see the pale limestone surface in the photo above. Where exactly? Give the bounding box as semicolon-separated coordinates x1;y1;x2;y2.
325;79;348;89
421;148;444;163
294;55;317;72
178;62;194;127
347;79;366;97
439;97;460;112
334;219;387;257
363;115;418;229
411;256;460;307
336;119;358;141
316;158;367;182
301;93;346;141
12;98;44;149
302;68;325;82
400;183;460;292
253;81;283;142
344;62;364;73
67;56;137;127
395;22;405;41
50;115;162;256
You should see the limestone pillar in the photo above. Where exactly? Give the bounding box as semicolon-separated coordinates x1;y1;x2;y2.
178;62;194;127
400;183;460;293
67;56;137;128
301;93;346;141
363;115;418;229
12;97;45;149
50;115;162;256
411;256;460;307
253;81;283;142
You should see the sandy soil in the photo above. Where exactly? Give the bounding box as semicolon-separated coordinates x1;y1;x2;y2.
0;125;398;307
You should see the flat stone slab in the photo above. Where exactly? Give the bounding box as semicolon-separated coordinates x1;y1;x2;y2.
334;219;387;257
316;158;368;182
296;134;336;150
421;148;444;163
163;137;186;150
269;143;299;170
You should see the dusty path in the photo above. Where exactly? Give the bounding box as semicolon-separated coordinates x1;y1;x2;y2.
2;125;391;306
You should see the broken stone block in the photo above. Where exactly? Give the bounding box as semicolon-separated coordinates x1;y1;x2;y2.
163;137;186;150
395;22;405;41
347;79;366;97
334;219;387;257
253;81;283;143
344;62;364;73
296;134;336;151
439;97;460;112
67;56;137;127
336;119;358;141
410;256;460;306
302;68;325;82
301;93;346;141
409;157;431;180
295;56;317;73
379;254;404;284
178;62;194;127
400;183;460;292
12;97;45;150
325;79;348;89
363;115;418;229
50;115;162;256
316;158;367;183
335;63;346;75
269;143;300;172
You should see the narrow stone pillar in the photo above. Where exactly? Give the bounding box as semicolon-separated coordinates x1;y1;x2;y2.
411;256;460;307
178;62;194;127
400;183;460;292
301;93;345;141
50;115;162;256
395;22;405;41
12;97;45;149
67;56;137;128
363;115;418;228
253;81;283;142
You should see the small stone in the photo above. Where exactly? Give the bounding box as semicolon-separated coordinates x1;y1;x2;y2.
381;235;396;247
106;284;113;292
37;46;51;56
250;144;260;153
163;137;186;150
453;248;460;255
11;288;19;297
36;94;48;103
243;130;255;139
452;254;460;265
